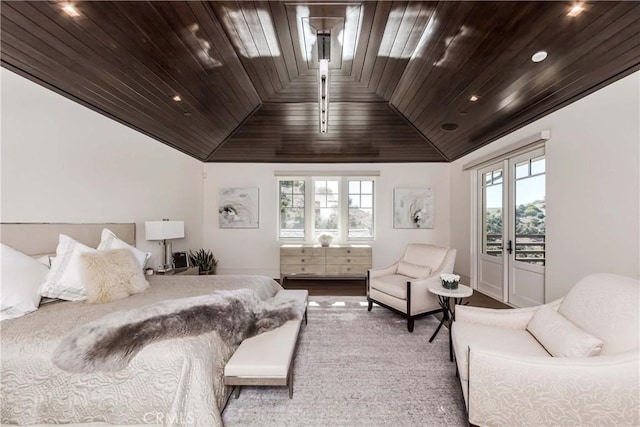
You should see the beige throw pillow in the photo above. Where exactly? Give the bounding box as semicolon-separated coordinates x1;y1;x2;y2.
397;261;432;279
527;305;603;357
81;249;149;304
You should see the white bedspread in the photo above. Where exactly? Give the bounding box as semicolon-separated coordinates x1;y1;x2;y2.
0;275;282;426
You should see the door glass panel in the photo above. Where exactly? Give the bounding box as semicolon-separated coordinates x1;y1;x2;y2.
483;169;503;257
515;161;529;179
514;161;545;265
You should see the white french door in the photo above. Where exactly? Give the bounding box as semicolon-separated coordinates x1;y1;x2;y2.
477;148;546;306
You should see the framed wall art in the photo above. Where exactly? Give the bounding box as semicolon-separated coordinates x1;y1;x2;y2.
218;187;259;228
393;187;434;229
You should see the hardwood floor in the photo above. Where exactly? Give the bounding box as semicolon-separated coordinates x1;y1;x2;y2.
279;278;509;309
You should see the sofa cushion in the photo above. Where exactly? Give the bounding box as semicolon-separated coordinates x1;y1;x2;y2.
452;322;550;382
369;274;410;299
527;306;603;357
397;261;432;279
558;273;639;355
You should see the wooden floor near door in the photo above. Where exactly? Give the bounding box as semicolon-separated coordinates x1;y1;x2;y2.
279;278;510;309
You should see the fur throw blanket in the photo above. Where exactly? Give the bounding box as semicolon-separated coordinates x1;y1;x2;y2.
52;289;304;373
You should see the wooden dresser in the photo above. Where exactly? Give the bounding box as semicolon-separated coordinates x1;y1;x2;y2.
280;245;372;283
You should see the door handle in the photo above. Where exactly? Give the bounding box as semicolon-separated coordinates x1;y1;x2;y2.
506;240;513;255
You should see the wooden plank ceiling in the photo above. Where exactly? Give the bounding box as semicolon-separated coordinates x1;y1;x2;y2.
2;1;639;163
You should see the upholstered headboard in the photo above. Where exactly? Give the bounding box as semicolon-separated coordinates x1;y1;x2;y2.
0;223;136;256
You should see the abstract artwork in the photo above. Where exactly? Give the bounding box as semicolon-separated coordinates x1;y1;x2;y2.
218;187;259;228
393;188;434;229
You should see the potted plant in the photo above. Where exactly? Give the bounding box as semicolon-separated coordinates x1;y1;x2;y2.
188;249;218;275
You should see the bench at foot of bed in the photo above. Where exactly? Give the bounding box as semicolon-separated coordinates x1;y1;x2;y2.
224;289;308;399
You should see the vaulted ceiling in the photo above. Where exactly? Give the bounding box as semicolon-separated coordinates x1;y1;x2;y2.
2;1;639;162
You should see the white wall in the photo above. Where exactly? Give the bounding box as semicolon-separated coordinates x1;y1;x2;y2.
450;72;640;302
203;163;451;277
0;69;204;267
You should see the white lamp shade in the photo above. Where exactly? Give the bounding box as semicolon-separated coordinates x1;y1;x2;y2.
145;220;185;240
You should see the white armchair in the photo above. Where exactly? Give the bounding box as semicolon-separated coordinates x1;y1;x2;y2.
367;243;456;332
451;273;639;426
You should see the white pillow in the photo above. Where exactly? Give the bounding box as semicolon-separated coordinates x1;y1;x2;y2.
81;249;149;304
527;305;603;357
39;234;97;301
97;228;150;269
1;243;49;321
397;260;432;279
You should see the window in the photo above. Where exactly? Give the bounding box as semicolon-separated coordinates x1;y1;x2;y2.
279;180;305;239
278;176;375;242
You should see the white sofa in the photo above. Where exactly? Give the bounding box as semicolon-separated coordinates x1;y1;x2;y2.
451;273;639;426
367;243;456;332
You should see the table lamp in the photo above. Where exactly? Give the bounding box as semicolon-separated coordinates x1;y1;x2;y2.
145;219;184;272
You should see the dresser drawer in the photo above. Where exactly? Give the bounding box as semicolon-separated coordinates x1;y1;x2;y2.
280;247;323;257
325;255;372;265
280;264;325;275
325;265;369;275
326;247;371;257
280;255;324;265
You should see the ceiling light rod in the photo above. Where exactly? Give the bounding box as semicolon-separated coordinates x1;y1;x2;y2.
317;32;331;61
319;59;329;134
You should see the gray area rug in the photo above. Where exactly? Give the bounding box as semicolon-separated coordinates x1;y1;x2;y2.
222;296;467;426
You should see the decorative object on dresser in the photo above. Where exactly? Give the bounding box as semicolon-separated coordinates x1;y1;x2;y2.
393;188;435;229
280;244;372;285
317;233;333;247
144;219;185;273
219;187;259;228
367;243;457;332
451;273;639;427
189;248;218;275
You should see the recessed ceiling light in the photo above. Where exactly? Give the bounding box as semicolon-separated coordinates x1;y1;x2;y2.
440;123;459;132
531;51;548;63
183;112;192;117
172;95;182;102
62;4;80;17
567;4;585;17
470;95;480;102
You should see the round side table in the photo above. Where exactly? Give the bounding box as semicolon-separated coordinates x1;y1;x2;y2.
428;282;473;361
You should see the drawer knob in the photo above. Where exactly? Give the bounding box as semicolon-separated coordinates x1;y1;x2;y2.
347;267;351;271
301;267;305;272
347;249;351;254
301;258;305;262
301;249;305;254
347;259;351;263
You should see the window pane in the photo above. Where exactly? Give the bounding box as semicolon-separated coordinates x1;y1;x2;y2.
280;181;292;194
349;195;361;208
515;161;529;179
327;180;339;194
315;207;338;238
349;208;372;238
361;180;373;194
493;170;503;184
292;194;304;208
349;181;360;193
315;194;326;207
327;194;339;208
531;157;545;175
361;195;372;208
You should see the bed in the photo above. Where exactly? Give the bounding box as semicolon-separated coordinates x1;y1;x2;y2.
0;223;283;426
